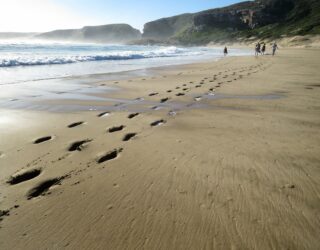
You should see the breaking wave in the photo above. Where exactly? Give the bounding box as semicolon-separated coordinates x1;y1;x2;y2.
0;45;201;67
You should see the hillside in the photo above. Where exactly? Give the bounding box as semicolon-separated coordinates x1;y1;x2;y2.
142;0;320;45
1;0;318;46
0;32;38;39
36;24;141;43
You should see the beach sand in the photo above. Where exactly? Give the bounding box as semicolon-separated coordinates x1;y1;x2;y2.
0;48;319;249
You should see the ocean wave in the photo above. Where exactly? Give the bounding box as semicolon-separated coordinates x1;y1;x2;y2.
0;46;201;68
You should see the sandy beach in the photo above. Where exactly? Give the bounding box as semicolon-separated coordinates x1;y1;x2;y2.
0;48;319;249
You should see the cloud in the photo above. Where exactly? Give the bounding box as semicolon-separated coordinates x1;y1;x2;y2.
0;0;96;32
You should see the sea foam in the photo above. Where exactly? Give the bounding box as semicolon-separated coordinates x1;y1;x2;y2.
0;45;200;67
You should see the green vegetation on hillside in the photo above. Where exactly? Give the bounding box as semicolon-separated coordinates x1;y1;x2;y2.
238;0;320;39
143;0;320;45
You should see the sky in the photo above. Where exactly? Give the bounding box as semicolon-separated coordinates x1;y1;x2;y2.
0;0;249;32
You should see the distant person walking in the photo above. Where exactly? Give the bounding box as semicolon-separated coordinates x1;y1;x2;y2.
255;42;261;56
272;42;278;56
261;43;266;55
223;46;228;56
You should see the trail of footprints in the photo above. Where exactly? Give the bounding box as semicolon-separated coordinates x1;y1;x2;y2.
6;109;168;201
3;62;267;207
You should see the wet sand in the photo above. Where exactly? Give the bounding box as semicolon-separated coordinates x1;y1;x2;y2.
0;49;320;249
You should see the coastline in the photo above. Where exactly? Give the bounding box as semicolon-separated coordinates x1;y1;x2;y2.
1;48;320;249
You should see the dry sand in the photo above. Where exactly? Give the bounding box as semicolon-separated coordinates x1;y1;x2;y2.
0;48;319;249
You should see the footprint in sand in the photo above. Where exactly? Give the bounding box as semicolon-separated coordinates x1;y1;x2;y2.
27;176;66;199
68;121;84;128
97;148;123;164
195;85;202;88
151;106;161;110
135;97;144;101
122;133;137;142
98;111;110;117
160;97;170;103
176;93;185;96
194;96;202;101
68;139;92;152
150;119;166;127
34;136;52;144
148;92;158;96
108;125;125;133
7;169;42;185
0;209;11;221
167;90;172;93
128;113;139;119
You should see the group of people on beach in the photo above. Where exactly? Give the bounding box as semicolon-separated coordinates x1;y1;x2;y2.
255;42;278;56
223;42;278;57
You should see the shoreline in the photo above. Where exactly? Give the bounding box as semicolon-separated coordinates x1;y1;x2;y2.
0;51;244;112
1;48;320;249
0;43;253;87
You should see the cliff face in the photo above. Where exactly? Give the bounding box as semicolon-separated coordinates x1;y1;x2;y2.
142;1;263;39
142;0;319;45
36;24;141;43
192;0;295;30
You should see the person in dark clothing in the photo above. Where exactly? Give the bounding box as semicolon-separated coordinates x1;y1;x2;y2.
272;42;278;56
223;46;228;56
255;42;261;56
261;43;266;55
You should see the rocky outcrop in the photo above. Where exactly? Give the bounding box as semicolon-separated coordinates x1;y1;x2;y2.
193;1;258;31
36;24;141;43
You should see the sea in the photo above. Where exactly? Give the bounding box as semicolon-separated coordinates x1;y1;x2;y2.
0;41;252;85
